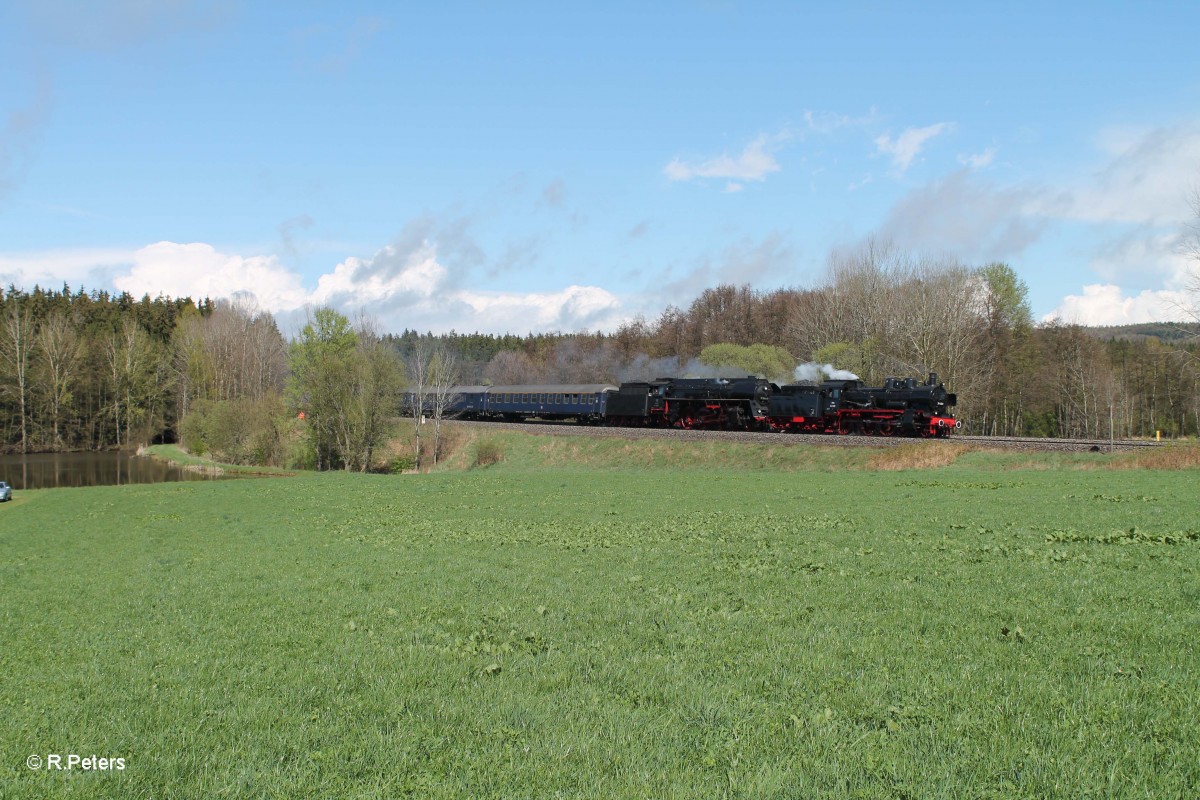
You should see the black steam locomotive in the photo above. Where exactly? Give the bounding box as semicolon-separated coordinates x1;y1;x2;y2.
447;372;960;437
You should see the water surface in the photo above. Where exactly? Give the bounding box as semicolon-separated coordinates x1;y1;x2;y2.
0;451;224;490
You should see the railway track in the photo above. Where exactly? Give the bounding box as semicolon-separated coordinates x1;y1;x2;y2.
451;419;1164;452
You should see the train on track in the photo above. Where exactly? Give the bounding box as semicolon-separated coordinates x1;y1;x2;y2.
434;372;961;437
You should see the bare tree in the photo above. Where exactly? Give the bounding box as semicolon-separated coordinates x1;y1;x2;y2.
1175;187;1200;329
0;303;37;453
406;343;428;470
104;318;160;447
482;349;540;384
38;311;84;449
427;346;459;467
171;310;212;420
202;299;287;402
407;340;459;469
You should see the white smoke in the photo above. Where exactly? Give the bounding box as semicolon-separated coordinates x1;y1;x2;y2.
617;354;683;382
681;358;755;379
793;363;859;383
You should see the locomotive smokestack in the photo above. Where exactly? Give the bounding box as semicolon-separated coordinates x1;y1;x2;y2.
927;372;938;386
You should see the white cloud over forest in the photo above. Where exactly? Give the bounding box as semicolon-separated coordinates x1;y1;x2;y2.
869;122;1200;323
1045;283;1192;325
26;239;631;336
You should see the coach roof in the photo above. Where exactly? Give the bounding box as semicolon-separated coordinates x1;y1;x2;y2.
482;384;619;395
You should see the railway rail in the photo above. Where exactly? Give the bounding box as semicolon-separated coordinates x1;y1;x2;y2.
451;419;1164;452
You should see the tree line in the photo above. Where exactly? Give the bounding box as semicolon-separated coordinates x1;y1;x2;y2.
457;244;1200;439
1;249;1198;468
0;286;201;452
0;287;455;471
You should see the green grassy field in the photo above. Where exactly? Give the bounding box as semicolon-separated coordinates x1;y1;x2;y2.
2;437;1198;798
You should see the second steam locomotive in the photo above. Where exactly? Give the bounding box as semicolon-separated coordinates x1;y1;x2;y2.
446;373;960;437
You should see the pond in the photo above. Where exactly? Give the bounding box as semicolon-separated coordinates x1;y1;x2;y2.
0;451;225;490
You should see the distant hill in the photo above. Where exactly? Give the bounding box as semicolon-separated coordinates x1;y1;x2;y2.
1088;322;1200;343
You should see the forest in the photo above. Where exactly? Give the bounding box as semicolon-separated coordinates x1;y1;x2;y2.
1;245;1197;466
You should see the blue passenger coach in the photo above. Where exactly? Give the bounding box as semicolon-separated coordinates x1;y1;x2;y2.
449;384;618;423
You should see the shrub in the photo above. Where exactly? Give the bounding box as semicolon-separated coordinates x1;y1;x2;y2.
179;393;288;466
473;439;505;468
389;454;417;473
179;399;215;455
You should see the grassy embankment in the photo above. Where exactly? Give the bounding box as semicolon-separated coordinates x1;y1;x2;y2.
141;443;296;476
2;431;1198;798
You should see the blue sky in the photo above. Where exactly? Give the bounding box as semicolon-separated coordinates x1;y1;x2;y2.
2;0;1199;335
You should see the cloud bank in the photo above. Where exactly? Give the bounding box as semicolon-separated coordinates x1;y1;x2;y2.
1046;283;1192;325
869;123;1200;325
69;239;631;335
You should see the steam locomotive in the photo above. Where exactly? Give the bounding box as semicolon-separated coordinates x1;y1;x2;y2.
446;372;960;437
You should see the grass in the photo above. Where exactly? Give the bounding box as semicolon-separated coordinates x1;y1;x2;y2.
142;443;296;476
1;437;1198;798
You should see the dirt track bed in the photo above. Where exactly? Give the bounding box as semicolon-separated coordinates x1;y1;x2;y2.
452;420;1162;452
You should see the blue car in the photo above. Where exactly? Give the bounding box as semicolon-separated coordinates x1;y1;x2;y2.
0;481;11;501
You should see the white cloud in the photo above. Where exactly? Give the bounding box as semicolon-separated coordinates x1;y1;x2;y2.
664;133;785;183
658;231;795;297
310;242;627;333
0;71;53;204
803;110;850;134
867;122;1200;325
0;246;134;288
1057;124;1200;226
803;107;879;134
115;242;310;310
455;285;624;333
1044;283;1191;325
848;174;873;192
21;0;229;50
311;243;446;308
875;168;1046;262
1088;229;1190;285
5;238;630;335
664;109;877;187
875;122;953;172
958;147;996;169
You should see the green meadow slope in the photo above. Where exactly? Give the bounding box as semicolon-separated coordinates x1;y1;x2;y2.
2;441;1197;798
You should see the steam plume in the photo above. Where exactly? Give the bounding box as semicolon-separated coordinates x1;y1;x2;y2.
793;362;859;382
